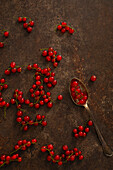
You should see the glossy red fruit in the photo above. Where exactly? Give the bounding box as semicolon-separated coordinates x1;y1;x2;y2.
62;145;68;151
36;114;41;120
46;56;51;61
15;145;20;150
79;131;83;136
42;50;47;56
24;115;30;122
70;155;75;161
85;127;90;133
58;161;63;165
23;23;28;28
6;156;10;161
1;155;5;161
88;120;93;126
21;145;26;150
11;68;16;73
3;84;8;89
22;17;27;22
18;157;22;162
29;21;34;26
79;155;84;160
90;75;96;82
41;146;46;152
35;103;40;109
17;67;22;72
5;69;10;75
47;144;53;150
61;22;67;26
27;27;32;32
57;25;62;30
0;42;4;48
10;62;16;68
17;110;23;116
73;129;77;133
57;55;62;61
32;138;37;143
42;120;47;126
18;17;22;22
4;31;9;37
74;133;79;138
61;28;66;33
78;126;84;131
27;64;32;70
52;80;57;86
47;102;53;108
10;98;15;104
23;139;27;144
53;62;58;67
18;140;23;146
69;28;74;34
16;117;22;122
47;155;51;161
58;95;63;100
54;155;60;160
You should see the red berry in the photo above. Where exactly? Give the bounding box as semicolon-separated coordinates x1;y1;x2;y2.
3;84;8;89
47;155;51;161
61;28;66;33
73;148;78;152
79;131;83;137
21;145;26;150
69;28;75;34
32;138;37;143
78;126;84;131
47;102;53;108
62;145;68;151
24;115;30;122
16;117;22;122
35;103;40;109
36;114;41;120
70;155;75;161
29;21;34;26
57;55;62;61
10;62;16;68
41;146;46;152
23;139;27;144
4;31;9;37
11;68;16;73
54;155;60;160
10;98;15;104
58;95;63;100
47;83;52;88
36;81;41;86
0;161;3;165
47;144;53;150
53;62;58;67
49;77;54;82
23;23;28;28
42;50;47;56
52;80;57;86
57;25;62;30
46;56;51;61
65;150;70;155
11;155;17;160
73;129;77;133
65;26;69;30
17;67;22;72
79;155;84;160
88;120;93;126
58;161;63;165
6;156;10;161
27;64;32;70
18;17;22;22
27;141;31;147
61;22;67;26
18;140;23;146
42;120;47;126
74;133;79;138
83;132;87;137
1;155;5;161
85;127;90;133
15;145;20;150
5;69;10;75
27;26;32;32
18;157;22;162
90;75;97;82
22;17;27;22
25;99;30;104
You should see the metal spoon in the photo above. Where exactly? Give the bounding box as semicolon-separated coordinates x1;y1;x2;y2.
69;77;113;157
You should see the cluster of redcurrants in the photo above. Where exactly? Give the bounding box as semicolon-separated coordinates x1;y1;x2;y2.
27;63;57;108
0;30;9;48
0;78;9;108
0;138;37;168
57;22;75;34
73;120;93;138
41;47;62;68
18;17;34;33
70;79;88;105
4;62;22;75
41;144;83;166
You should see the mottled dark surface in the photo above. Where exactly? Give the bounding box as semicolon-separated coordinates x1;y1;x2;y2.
0;0;113;170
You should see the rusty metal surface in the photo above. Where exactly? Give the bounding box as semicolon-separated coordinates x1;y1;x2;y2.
0;0;113;169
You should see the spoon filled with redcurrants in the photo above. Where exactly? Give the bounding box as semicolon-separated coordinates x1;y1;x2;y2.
69;77;113;157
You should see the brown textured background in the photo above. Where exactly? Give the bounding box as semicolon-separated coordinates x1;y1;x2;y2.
0;0;113;170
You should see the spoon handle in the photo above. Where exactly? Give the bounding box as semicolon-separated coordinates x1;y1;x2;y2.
85;104;113;157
